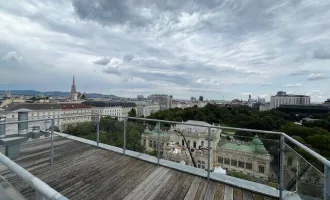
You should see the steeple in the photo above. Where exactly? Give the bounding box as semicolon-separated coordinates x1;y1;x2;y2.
72;75;75;86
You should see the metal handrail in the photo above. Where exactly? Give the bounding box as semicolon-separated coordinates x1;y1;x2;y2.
126;116;330;168
0;153;68;200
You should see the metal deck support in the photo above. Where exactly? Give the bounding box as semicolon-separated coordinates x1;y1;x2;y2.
96;114;100;148
157;122;161;166
123;117;127;155
325;165;330;200
279;135;285;200
207;127;211;180
50;117;54;166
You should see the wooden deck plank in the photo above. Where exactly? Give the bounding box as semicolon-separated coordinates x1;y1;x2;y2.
183;177;202;200
142;169;175;200
132;167;171;200
204;181;217;200
243;191;253;200
172;175;195;200
224;185;234;200
214;183;225;200
0;137;277;200
110;163;158;200
163;173;190;200
122;167;165;200
233;188;243;200
193;178;208;200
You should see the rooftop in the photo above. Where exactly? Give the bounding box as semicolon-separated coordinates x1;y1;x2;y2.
0;135;277;200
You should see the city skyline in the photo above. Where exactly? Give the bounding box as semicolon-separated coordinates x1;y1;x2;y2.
1;0;330;101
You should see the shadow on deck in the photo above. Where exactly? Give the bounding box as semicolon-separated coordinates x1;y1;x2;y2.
0;136;278;200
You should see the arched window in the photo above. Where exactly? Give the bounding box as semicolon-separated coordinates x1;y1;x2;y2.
187;140;190;147
197;160;201;168
231;156;238;167
149;140;152;148
238;157;245;168
193;141;196;148
182;139;184;146
201;141;204;147
153;141;157;148
218;155;223;164
201;161;205;169
246;159;252;170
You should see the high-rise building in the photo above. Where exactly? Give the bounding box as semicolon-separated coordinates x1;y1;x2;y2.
69;76;77;100
148;94;172;110
270;91;310;109
199;96;204;101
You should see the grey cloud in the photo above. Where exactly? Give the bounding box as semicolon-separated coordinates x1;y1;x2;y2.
93;56;111;65
131;70;192;85
123;55;134;62
308;73;329;81
103;66;120;75
289;70;311;76
313;47;330;59
2;51;23;63
282;83;302;88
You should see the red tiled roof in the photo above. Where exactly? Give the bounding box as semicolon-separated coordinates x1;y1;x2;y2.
60;104;91;110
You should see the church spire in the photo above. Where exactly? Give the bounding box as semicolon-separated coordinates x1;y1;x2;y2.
73;75;75;86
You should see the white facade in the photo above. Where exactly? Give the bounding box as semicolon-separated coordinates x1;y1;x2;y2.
136;104;160;117
92;107;122;117
270;95;310;109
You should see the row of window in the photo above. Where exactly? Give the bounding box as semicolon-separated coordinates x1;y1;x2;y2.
182;139;204;148
217;156;265;173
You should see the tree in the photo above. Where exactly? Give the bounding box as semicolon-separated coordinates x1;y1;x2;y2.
128;108;137;117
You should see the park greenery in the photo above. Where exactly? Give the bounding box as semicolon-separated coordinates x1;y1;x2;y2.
63;103;330;169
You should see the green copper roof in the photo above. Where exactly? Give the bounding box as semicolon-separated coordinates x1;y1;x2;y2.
218;135;268;154
143;127;168;137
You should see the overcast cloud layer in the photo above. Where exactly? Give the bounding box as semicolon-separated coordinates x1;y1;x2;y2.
0;0;330;101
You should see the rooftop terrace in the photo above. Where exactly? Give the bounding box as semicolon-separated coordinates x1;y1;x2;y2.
0;136;276;200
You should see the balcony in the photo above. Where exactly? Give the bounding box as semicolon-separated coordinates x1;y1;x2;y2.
0;114;329;200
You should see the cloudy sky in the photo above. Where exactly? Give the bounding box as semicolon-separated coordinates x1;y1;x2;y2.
1;0;330;101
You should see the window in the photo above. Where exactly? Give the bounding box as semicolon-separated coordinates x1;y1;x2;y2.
193;141;196;148
201;141;204;147
224;158;230;165
149;140;152;148
201;161;205;169
197;161;201;168
182;139;184;146
259;166;265;173
187;140;190;147
231;159;237;167
143;140;146;147
246;162;252;170
218;156;223;164
153;141;157;148
238;161;245;168
12;115;14;118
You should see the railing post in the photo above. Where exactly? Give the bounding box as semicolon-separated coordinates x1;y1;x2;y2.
207;127;211;180
96;114;100;148
36;190;47;200
279;135;285;200
157;122;161;166
325;165;330;200
123;117;127;155
50;117;54;166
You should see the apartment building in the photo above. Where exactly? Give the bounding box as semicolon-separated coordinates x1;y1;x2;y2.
82;101;137;117
270;91;311;109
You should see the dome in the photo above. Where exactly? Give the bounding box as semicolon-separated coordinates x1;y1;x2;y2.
252;135;263;145
255;145;267;154
144;127;151;134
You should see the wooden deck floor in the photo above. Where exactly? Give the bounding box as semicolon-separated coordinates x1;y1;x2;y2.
0;137;277;200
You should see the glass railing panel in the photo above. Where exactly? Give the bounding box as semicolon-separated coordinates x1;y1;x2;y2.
217;131;280;189
283;143;324;199
0;174;25;200
97;115;124;149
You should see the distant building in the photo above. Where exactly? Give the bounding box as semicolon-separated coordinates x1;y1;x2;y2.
147;94;172;110
69;76;87;101
83;101;137;117
270;91;310;109
199;96;204;101
136;103;160;117
137;95;144;99
191;97;196;101
141;120;272;180
277;104;330;113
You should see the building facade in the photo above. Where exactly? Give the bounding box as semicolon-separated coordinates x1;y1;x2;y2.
141;120;272;180
147;94;172;110
83;101;137;118
270;91;310;109
136;103;160;117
